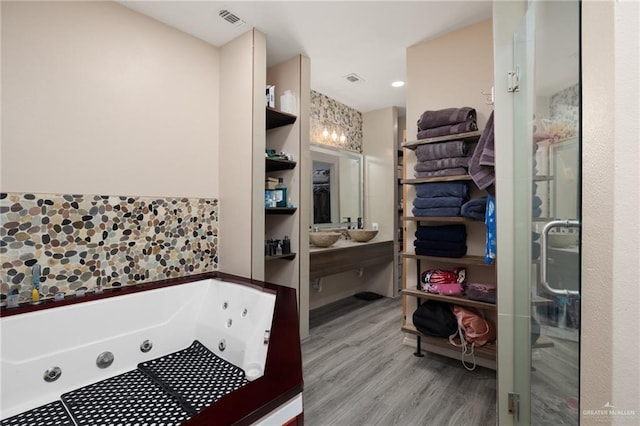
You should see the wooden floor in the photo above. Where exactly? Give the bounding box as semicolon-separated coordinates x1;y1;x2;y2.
302;296;497;426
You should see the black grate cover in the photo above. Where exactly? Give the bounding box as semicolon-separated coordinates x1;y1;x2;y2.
0;400;74;426
61;369;191;426
138;340;249;413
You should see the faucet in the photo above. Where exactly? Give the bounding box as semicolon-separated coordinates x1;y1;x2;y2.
342;217;352;229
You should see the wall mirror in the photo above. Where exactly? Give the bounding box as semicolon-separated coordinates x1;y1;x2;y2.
310;145;363;228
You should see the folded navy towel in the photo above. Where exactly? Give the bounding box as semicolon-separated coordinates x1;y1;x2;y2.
413;196;464;209
417;121;478;140
415;246;468;258
415;224;467;243
415;182;469;199
531;242;540;259
412;207;461;217
415;141;469;162
460;197;487;221
414;239;467;252
414;168;468;179
417;107;477;130
414;156;470;172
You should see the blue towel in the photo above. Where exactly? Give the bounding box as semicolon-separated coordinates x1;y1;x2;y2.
413;196;464;209
415;225;466;243
460;197;487;221
415;246;468;258
414;240;467;252
532;195;542;209
415;182;469;199
485;194;496;264
412;207;461;217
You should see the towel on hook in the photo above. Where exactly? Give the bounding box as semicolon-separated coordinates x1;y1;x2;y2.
414;156;470;172
415;182;469;199
415;141;469;162
417;107;477;130
417;121;478;140
469;111;495;192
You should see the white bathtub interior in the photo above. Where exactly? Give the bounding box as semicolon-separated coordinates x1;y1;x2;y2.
0;278;276;420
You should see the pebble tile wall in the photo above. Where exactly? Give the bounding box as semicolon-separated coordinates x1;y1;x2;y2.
310;90;363;153
0;193;218;305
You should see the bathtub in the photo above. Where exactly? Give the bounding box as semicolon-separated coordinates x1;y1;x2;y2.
0;273;304;425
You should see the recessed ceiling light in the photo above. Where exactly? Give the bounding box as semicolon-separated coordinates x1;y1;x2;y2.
391;81;405;88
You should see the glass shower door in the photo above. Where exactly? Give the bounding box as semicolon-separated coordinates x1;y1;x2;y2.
512;2;581;425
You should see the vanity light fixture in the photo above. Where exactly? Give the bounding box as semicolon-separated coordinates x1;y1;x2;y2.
391;80;405;88
339;133;347;143
322;128;329;139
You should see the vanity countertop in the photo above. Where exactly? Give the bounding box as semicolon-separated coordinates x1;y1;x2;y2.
309;239;394;279
309;238;387;253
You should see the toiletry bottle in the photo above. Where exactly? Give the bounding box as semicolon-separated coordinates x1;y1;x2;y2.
275;178;288;207
357;217;363;229
282;236;291;254
32;264;41;303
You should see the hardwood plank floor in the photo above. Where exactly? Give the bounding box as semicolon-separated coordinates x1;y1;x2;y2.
302;297;497;426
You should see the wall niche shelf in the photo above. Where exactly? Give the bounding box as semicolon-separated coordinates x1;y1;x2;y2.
266;107;297;130
265;207;297;215
266;158;297;172
265;253;297;261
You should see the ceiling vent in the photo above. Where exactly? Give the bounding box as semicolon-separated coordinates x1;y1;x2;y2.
218;9;246;27
344;73;365;83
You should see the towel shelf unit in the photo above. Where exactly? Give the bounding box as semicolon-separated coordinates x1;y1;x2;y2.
266;107;297;130
400;128;497;369
266;158;297;172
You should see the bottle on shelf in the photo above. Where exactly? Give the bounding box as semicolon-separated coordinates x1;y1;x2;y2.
275;178;288;207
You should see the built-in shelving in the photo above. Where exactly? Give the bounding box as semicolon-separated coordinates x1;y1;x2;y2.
266;157;297;172
265;253;297;261
265;207;297;215
402;288;496;311
402;253;490;266
266;107;297;130
402;130;482;149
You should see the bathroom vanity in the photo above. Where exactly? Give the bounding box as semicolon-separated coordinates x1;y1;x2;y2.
309;239;395;307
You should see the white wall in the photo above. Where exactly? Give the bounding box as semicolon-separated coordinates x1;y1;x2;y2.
582;1;640;422
1;1;220;198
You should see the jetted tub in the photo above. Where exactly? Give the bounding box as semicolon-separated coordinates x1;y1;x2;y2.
0;273;304;425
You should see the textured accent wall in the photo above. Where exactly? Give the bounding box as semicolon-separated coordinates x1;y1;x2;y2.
310;90;363;152
0;193;218;304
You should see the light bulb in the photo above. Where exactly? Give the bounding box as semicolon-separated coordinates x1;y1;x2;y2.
331;131;338;141
322;128;329;139
339;133;346;143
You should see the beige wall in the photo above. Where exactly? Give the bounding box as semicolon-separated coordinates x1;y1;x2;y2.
218;29;264;279
1;1;219;198
406;19;494;140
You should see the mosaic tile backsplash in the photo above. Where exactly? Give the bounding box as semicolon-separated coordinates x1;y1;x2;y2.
0;193;218;304
310;90;363;153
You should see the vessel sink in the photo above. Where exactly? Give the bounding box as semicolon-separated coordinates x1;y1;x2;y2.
309;232;341;248
347;229;378;242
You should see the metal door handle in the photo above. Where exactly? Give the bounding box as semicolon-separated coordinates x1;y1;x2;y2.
540;219;580;297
